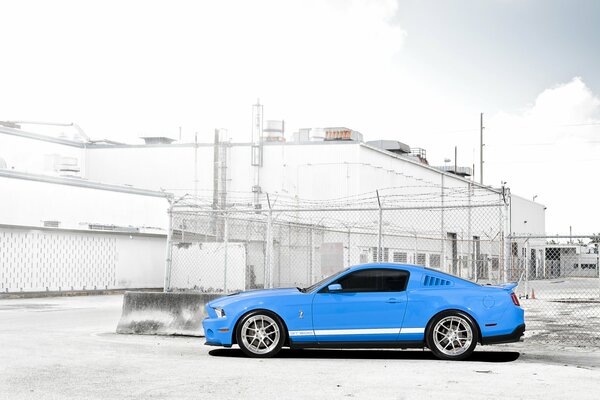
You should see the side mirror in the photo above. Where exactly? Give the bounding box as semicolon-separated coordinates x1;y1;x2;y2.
328;283;342;292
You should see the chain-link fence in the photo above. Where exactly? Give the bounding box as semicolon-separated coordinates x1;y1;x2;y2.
163;190;599;347
508;234;600;346
165;201;507;292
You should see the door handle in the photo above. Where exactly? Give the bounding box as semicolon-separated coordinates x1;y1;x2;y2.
386;298;403;303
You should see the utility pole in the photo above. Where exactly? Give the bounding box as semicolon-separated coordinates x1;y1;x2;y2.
480;113;484;185
194;132;198;199
454;146;457;174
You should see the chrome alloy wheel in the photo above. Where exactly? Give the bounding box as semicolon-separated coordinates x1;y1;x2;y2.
432;316;473;356
240;314;281;355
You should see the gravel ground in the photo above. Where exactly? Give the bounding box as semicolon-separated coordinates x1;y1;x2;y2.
0;295;599;400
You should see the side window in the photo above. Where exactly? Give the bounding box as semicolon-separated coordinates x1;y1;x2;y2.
329;269;409;293
379;269;408;291
337;270;378;292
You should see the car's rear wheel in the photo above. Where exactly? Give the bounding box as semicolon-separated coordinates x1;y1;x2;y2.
427;311;477;361
236;311;285;358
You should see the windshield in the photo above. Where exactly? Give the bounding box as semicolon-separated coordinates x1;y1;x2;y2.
301;269;348;293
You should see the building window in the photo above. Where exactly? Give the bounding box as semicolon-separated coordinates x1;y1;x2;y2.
372;247;389;262
393;251;407;263
512;242;519;257
491;257;499;270
360;252;369;264
416;253;426;266
429;254;441;268
574;263;597;270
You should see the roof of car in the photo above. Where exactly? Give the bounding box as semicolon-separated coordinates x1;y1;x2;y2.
350;263;426;272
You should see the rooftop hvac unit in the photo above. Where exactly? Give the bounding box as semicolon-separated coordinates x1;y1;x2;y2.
324;127;363;142
292;130;310;143
366;140;411;154
263;120;285;142
140;137;176;145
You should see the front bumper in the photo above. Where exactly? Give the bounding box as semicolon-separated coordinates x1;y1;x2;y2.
202;317;234;347
481;324;526;345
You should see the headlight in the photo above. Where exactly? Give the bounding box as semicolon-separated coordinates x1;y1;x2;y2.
213;307;226;318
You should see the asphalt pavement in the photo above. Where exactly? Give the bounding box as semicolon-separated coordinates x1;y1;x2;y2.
0;295;598;400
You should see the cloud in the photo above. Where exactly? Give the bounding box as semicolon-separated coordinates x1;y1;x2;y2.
0;0;406;142
491;77;600;141
485;77;600;233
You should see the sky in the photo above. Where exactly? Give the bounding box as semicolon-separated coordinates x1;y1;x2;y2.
1;0;599;233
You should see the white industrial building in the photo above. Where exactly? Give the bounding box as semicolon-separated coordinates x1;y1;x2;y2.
0;118;546;293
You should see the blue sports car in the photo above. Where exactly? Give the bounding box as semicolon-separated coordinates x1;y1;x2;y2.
203;263;525;360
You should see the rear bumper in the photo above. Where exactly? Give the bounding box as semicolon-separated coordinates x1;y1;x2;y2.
481;324;525;345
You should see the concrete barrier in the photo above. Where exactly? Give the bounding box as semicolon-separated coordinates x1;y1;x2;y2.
116;291;223;337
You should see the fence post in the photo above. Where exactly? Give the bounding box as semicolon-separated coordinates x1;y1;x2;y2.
309;226;314;284
346;227;351;267
414;232;418;266
535;249;540;278
597;242;599;299
265;194;274;288
223;212;229;293
525;239;530;298
502;195;511;282
467;183;473;279
542;247;546;278
441;174;446;273
376;190;382;262
163;200;174;292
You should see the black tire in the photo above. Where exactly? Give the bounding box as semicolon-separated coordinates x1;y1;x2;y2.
236;310;285;358
426;310;478;361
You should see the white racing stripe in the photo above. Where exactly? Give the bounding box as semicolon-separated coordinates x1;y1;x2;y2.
289;327;424;337
315;328;400;335
400;328;425;334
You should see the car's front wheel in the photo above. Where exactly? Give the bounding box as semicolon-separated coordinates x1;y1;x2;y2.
427;311;478;360
236;311;285;358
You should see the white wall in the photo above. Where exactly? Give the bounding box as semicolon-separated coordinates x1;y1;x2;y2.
115;234;166;288
0;130;85;176
170;242;246;292
0;173;169;292
0;174;169;231
511;194;546;235
84;142;361;200
85;145;205;192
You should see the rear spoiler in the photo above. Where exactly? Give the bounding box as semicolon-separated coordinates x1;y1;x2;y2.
499;282;518;292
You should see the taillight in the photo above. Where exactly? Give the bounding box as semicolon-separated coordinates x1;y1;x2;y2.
511;292;520;306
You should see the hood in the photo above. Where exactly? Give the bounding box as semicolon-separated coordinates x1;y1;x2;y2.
207;287;302;308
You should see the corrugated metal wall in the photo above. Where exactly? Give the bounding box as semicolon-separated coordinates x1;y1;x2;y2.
0;229;116;292
0;227;166;293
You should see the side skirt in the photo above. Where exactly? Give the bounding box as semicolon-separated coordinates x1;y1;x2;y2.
289;341;425;350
